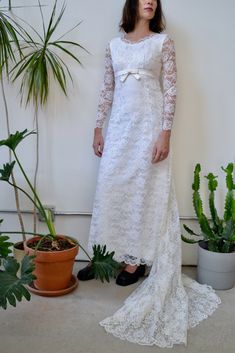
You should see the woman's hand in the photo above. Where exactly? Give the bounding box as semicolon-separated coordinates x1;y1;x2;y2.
93;127;104;157
151;130;171;164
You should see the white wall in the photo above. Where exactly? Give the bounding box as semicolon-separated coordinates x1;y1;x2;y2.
0;0;234;263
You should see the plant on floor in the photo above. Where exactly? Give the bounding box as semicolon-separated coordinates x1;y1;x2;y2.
0;220;36;310
0;1;27;238
0;130;119;296
181;163;235;252
0;0;89;238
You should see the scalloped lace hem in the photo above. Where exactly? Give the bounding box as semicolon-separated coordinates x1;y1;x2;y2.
99;273;222;348
115;254;153;267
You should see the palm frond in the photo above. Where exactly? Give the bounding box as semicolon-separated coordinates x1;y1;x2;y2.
37;0;46;38
46;50;67;95
10;0;88;106
49;42;83;66
0;11;20;73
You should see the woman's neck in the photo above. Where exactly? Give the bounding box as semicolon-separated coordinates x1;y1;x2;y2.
132;19;152;36
125;19;153;40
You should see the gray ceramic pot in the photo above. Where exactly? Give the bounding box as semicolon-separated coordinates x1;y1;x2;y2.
197;240;235;290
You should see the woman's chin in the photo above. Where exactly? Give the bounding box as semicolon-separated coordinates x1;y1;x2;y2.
140;14;155;21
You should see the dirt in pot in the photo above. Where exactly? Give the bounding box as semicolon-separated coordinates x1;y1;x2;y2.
27;237;77;251
14;242;24;250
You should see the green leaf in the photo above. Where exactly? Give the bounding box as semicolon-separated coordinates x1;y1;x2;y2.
10;0;88;107
222;218;235;240
0;129;36;151
0;255;36;310
49;42;83;66
0;10;22;75
21;255;36;278
46;50;67;95
91;244;120;283
0;161;15;181
181;234;199;244
198;214;215;240
54;40;90;55
3;255;20;275
0;234;13;258
183;224;201;236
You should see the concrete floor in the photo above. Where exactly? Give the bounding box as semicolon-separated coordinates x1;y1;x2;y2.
0;263;234;353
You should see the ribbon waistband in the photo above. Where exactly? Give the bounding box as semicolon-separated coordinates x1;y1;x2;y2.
115;69;155;82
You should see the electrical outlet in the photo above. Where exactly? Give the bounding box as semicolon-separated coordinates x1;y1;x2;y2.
38;205;55;222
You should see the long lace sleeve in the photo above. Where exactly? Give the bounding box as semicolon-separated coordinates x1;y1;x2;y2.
161;35;177;130
95;42;115;128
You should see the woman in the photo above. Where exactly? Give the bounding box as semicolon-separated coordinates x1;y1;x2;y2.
78;0;221;347
78;0;174;285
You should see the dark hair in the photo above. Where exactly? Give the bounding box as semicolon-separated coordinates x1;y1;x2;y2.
119;0;166;33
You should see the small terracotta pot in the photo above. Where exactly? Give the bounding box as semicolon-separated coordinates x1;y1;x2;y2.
24;236;79;291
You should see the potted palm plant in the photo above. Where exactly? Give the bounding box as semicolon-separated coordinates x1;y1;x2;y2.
0;0;89;260
0;1;27;261
0;130;119;298
181;163;235;290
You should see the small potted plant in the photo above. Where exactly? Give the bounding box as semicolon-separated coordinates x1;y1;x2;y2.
181;163;235;290
0;130;119;297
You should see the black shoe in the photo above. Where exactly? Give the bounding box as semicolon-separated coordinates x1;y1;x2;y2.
116;265;145;286
77;264;95;281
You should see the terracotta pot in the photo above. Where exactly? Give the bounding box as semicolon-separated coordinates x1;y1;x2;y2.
24;236;79;291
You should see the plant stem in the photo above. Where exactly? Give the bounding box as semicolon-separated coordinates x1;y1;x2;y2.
2;229;91;260
33;105;39;234
7;181;40;211
1;74;26;241
75;242;92;261
2;231;46;237
12;151;55;236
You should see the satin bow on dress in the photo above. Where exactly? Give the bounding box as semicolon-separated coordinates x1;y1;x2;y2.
115;68;155;82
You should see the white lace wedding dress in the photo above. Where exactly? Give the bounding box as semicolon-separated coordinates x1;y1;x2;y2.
88;32;221;347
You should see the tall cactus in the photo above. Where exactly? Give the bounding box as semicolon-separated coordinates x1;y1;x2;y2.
222;163;235;221
192;164;216;243
182;163;235;253
205;172;223;235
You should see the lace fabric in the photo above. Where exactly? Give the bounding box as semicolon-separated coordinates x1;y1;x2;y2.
95;33;177;131
120;31;159;44
89;33;222;347
95;43;115;128
99;178;222;348
161;35;177;130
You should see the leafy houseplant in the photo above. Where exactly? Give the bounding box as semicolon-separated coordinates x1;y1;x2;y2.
0;219;36;310
181;163;235;289
0;1;27;241
0;0;89;240
0;130;119;297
